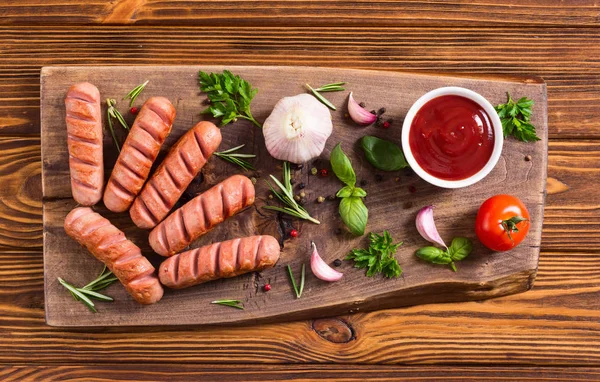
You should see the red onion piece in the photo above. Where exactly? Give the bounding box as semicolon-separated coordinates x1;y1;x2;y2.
348;92;377;126
310;241;343;282
416;206;447;248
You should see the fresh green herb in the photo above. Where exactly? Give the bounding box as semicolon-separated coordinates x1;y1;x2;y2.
360;136;408;171
199;70;261;127
287;264;305;298
58;266;118;313
305;82;345;110
495;92;540;142
105;98;129;153
415;237;473;272
330;143;368;236
346;231;403;278
264;162;320;224
211;299;244;310
214;144;256;171
123;80;149;107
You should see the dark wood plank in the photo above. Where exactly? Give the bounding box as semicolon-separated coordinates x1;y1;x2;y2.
41;66;546;326
0;26;598;138
1;365;600;381
1;1;599;27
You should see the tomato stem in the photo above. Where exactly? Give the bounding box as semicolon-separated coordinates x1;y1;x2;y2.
501;216;528;242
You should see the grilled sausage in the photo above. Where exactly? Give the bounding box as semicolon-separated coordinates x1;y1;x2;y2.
65;82;103;206
130;121;222;229
159;235;280;289
64;207;164;304
149;175;255;256
103;97;175;213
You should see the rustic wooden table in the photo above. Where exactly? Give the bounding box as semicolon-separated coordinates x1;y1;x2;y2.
1;2;599;381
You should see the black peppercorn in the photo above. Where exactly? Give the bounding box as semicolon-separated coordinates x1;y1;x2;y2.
375;174;383;182
298;182;305;189
359;102;366;108
377;107;386;115
333;259;342;267
327;194;336;201
370;110;376;115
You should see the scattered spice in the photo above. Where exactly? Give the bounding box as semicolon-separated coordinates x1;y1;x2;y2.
408;185;417;193
525;155;532;161
263;284;271;292
293;163;304;170
395;177;400;182
294;195;301;202
359;102;366;108
299;198;306;205
311;167;318;175
382;121;391;129
299;191;306;198
290;229;299;238
344;113;350;119
377;107;386;115
333;259;342;267
320;169;328;177
327;194;336;201
130;107;139;114
370;110;376;115
375;174;383;182
298;182;306;189
250;177;257;185
268;194;274;199
317;196;325;203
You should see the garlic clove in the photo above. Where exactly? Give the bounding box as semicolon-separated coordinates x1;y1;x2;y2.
310;241;343;282
416;205;447;248
348;92;377;126
263;94;333;164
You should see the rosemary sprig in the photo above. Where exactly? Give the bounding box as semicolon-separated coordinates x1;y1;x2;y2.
106;98;129;153
214;144;256;171
211;299;244;310
287;264;305;299
264;162;320;224
58;266;118;313
306;82;346;110
123;80;149;107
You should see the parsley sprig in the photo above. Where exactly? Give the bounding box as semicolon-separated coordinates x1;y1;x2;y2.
346;231;403;278
495;93;540;142
199;70;261;127
58;266;118;313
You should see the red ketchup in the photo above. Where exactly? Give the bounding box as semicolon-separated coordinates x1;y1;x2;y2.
409;95;494;181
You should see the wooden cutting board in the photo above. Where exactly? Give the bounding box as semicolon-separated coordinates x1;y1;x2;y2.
41;66;547;327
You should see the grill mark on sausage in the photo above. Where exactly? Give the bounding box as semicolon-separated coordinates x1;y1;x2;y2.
254;236;264;269
69;154;97;167
160;223;170;255
164;165;182;189
148;180;171;210
192;129;208;163
172;253;181;284
119;158;145;180
113;251;140;266
110;177;136;197
98;234;127;252
66;94;95;104
178;150;194;176
137;197;159;227
177;209;191;244
128;140;154;163
218;184;228;219
80;217;110;238
128;269;157;286
145;103;171;127
192;248;200;281
136;120;162;142
200;194;212;233
240;180;248;207
71;177;98;191
67;133;99;146
232;238;242;271
66;111;96;123
214;242;222;278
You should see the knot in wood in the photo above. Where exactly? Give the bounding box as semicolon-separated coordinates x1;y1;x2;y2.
312;318;354;343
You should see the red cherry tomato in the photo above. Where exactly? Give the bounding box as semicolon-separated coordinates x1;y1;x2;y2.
475;194;531;252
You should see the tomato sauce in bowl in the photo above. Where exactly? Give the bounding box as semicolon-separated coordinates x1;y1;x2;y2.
408;95;495;181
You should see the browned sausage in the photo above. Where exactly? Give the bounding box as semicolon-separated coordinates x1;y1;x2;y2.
159;235;280;289
149;175;255;256
103;97;175;213
65;82;103;206
64;207;164;304
130;121;222;229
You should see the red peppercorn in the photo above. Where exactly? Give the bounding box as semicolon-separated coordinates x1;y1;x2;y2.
263;284;271;292
320;169;328;177
382;121;391;129
408;185;417;193
130;107;139;114
289;229;299;238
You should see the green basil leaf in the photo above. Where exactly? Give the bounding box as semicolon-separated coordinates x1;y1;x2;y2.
336;185;354;198
351;187;367;198
360;136;408;171
339;196;368;236
415;246;452;264
330;143;356;187
448;237;473;261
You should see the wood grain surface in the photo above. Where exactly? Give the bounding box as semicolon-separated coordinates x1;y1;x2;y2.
42;66;546;326
0;2;599;378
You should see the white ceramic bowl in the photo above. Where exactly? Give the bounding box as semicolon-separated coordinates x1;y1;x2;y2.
401;86;503;189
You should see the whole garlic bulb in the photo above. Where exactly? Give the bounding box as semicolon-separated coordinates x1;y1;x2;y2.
263;94;333;164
